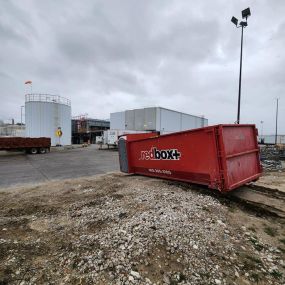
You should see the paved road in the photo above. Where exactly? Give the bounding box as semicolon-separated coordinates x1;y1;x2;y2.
0;146;119;188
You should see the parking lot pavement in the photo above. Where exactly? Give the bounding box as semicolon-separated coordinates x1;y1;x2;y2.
0;145;119;188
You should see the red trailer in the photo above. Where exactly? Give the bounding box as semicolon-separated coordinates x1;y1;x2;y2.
118;124;262;192
0;137;51;154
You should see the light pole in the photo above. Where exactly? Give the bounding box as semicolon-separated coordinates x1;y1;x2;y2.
275;98;279;145
21;105;24;126
231;7;251;124
260;120;264;141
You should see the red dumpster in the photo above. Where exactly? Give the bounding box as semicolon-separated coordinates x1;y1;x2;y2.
118;124;262;192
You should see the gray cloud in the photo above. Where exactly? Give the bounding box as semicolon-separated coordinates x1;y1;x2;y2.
0;0;284;134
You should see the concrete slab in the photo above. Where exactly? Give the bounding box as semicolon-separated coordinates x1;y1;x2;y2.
0;145;119;188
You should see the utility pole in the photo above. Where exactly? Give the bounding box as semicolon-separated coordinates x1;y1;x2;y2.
275;98;279;145
260;120;264;142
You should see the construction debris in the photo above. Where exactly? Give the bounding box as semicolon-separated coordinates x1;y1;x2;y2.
260;145;281;161
260;145;284;171
261;160;283;171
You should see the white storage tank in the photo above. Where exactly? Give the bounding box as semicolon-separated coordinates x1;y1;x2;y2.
25;94;71;146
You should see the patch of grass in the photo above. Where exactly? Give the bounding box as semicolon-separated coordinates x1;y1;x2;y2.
246;254;262;264
250;272;261;282
249;236;264;251
243;260;256;271
242;254;263;270
228;205;235;213
279;238;285;245
270;270;283;279
253;243;264;251
179;273;186;282
264;226;277;237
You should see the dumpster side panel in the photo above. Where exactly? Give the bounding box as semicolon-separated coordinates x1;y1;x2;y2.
221;125;261;190
127;127;221;188
118;139;129;173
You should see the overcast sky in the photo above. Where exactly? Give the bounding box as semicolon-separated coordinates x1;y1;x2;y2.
0;0;284;134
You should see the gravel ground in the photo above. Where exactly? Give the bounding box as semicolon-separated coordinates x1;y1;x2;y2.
0;173;284;285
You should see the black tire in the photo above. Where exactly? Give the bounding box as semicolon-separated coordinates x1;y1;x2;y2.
39;148;47;154
30;148;38;154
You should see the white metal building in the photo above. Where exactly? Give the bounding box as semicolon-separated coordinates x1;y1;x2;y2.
0;125;25;137
110;107;208;134
25;94;71;146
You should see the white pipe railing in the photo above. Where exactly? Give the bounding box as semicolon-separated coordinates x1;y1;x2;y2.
25;94;71;106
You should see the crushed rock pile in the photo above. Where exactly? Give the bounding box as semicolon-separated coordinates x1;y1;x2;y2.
0;174;284;284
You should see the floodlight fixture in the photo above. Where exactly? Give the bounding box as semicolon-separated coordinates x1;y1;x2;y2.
231;16;238;26
242;8;251;19
240;21;248;27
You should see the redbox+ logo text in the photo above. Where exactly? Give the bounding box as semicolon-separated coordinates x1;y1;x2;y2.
140;147;181;160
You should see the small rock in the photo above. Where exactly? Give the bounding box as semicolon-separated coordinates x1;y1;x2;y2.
215;279;222;285
130;270;141;279
163;275;171;284
217;220;226;227
267;257;273;262
109;273;115;280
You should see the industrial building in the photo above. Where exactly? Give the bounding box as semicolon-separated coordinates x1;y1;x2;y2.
25;94;71;146
72;115;110;144
110;107;208;134
0;123;25;137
